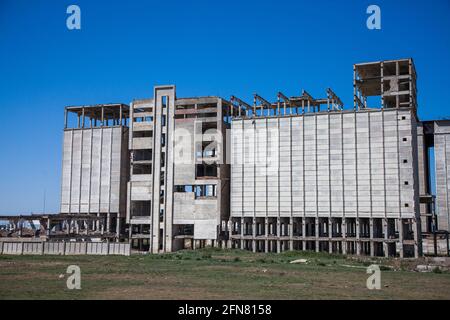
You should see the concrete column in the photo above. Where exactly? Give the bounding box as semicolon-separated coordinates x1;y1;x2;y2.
328;219;332;239
106;213;111;233
277;219;281;252
342;219;347;254
0;241;3;255
356;218;361;255
289;218;294;251
302;218;306;250
315;217;319;252
383;218;389;257
398;219;404;258
413;219;419;258
116;217;121;242
240;218;245;250
252;218;256;253
264;218;269;253
369;218;374;256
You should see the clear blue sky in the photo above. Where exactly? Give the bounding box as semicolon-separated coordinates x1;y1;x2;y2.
0;0;449;214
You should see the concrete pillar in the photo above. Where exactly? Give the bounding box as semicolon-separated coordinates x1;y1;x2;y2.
315;217;319;252
328;219;332;238
116;217;121;242
252;219;256;252
277;218;281;237
383;218;389;257
240;218;245;250
342;219;347;254
106;213;111;233
289;218;294;251
398;219;404;258
264;218;269;253
302;218;306;250
277;219;281;252
356;218;361;255
369;218;374;256
413;219;419;258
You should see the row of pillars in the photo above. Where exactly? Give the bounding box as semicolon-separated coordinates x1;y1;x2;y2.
231;217;419;258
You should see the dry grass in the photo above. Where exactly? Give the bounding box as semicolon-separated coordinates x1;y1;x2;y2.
1;249;450;300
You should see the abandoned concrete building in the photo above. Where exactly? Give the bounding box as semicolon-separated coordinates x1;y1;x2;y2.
127;86;231;253
229;59;450;258
1;58;449;258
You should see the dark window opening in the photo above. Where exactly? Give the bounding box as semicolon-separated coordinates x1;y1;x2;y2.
133;149;152;161
133;163;151;174
174;224;194;236
131;201;151;217
133;131;152;138
196;164;218;178
160;172;165;186
161;152;165;167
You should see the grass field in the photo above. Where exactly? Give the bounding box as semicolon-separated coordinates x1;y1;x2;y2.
1;248;450;300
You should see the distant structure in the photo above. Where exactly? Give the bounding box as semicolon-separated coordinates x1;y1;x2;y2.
2;58;449;258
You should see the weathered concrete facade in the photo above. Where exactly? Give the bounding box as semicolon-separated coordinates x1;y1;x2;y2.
60;104;130;238
54;58;450;257
433;121;450;233
230;108;421;257
229;59;423;257
127;86;231;253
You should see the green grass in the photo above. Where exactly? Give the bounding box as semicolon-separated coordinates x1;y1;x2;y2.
1;248;449;300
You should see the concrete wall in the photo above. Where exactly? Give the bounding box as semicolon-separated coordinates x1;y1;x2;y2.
0;241;131;256
434;121;450;231
231;109;419;219
60;126;129;216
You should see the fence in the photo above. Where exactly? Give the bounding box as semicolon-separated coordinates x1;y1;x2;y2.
0;241;131;256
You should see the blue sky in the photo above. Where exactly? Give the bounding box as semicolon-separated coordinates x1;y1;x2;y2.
0;0;449;214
